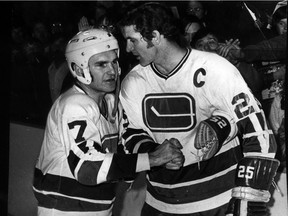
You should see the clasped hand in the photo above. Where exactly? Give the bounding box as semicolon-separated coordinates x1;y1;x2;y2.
149;138;184;170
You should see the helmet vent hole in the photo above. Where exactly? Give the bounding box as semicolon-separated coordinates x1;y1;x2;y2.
70;39;79;43
83;36;97;42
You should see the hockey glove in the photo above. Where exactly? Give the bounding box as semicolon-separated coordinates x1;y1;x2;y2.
226;156;280;216
194;115;234;160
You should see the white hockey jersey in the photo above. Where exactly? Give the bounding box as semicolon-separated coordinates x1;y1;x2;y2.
33;84;150;216
120;48;277;214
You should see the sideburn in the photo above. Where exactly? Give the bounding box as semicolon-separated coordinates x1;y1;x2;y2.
146;40;154;48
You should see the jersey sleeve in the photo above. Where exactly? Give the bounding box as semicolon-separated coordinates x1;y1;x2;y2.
203;56;277;158
60;94;150;185
120;69;160;154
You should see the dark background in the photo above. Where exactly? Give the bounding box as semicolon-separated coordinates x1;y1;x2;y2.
10;1;280;127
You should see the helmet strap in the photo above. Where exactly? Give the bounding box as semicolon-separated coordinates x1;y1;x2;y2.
75;67;91;85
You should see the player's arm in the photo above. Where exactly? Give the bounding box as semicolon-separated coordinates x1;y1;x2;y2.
66;116;183;185
204;57;278;216
225;104;279;216
212;62;278;216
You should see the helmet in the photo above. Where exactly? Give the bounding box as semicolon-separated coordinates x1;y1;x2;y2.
65;28;119;84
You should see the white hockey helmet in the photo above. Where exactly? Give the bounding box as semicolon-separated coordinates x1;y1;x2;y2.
65;28;119;84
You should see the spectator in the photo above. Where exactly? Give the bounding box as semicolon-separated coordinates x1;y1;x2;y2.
10;21;37;122
23;20;52;123
228;5;287;63
118;2;278;216
226;4;286;117
269;81;285;166
180;14;203;47
33;28;184;216
191;27;264;100
184;0;207;27
268;2;287;36
30;20;51;58
47;34;72;102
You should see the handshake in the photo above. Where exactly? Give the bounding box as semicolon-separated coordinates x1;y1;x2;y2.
148;138;185;170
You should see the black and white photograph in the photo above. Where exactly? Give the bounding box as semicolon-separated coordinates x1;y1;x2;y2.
7;1;287;216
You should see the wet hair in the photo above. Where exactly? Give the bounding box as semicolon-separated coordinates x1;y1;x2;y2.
117;2;183;45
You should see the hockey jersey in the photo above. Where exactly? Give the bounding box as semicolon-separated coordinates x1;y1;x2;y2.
119;48;277;214
33;84;150;216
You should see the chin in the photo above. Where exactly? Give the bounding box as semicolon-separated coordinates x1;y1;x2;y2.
139;60;150;67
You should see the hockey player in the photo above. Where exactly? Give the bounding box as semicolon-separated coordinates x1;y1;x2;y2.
118;3;279;216
32;28;184;216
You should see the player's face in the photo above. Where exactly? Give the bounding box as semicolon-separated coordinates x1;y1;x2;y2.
88;50;118;93
276;18;287;35
122;25;156;66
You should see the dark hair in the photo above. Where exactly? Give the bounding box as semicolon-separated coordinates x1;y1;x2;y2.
190;27;210;48
272;6;287;24
180;14;203;35
190;27;223;48
118;2;182;44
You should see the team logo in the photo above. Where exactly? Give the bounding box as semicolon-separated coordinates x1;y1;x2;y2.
143;93;196;132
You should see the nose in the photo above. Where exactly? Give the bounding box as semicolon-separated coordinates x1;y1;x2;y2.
109;62;120;75
126;40;133;53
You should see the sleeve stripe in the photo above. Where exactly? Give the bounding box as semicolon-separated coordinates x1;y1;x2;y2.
133;138;154;153
125;133;154;152
249;113;270;153
97;153;114;184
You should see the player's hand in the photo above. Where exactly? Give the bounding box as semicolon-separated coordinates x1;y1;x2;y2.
148;139;183;168
165;138;185;170
165;157;184;170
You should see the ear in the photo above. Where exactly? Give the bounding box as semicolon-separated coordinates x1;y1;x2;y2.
151;30;161;45
74;64;84;77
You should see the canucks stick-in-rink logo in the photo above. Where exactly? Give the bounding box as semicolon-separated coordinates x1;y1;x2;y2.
143;93;196;132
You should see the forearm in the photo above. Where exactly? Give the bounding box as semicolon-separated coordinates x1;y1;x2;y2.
77;153;150;185
122;127;159;153
242;34;286;62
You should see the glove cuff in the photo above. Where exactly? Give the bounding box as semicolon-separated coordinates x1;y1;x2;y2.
235;156;280;190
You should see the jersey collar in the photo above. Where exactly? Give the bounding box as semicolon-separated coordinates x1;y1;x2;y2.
151;48;191;80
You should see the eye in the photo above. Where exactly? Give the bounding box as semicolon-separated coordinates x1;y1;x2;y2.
129;38;137;44
112;58;119;65
94;62;108;68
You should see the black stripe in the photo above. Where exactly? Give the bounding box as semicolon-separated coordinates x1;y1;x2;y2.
33;168;116;200
78;160;103;185
237;112;277;154
147;169;236;204
122;128;149;140
67;149;81;174
34;191;112;212
106;153;138;181
123;130;154;153
148;145;242;184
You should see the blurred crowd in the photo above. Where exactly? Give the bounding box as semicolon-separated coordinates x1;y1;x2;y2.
10;1;286;166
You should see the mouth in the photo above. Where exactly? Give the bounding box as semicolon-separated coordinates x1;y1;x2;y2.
132;52;141;60
105;76;116;83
